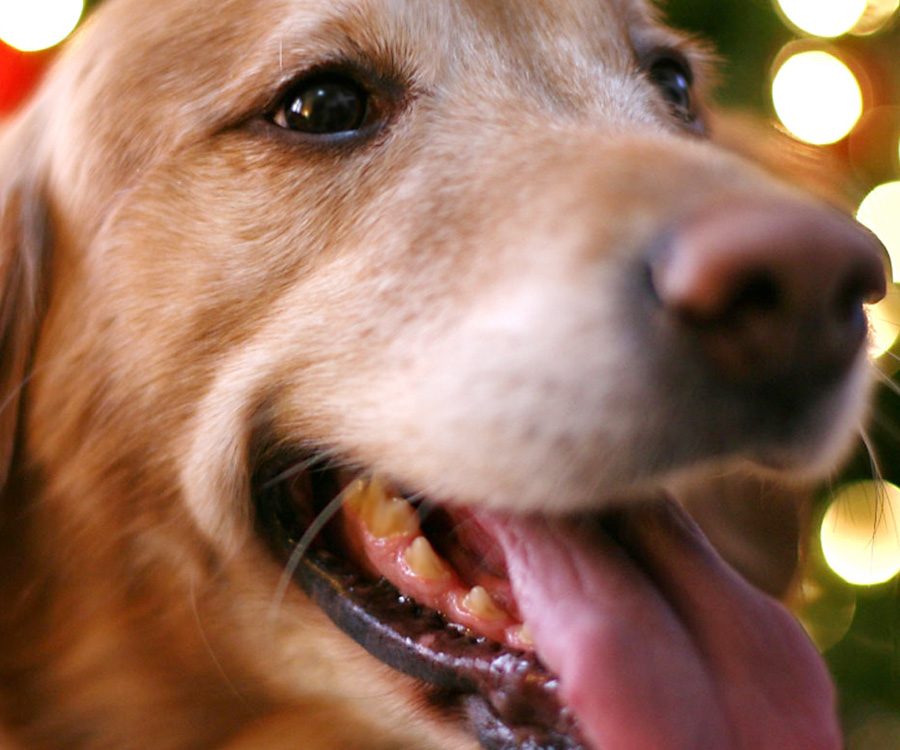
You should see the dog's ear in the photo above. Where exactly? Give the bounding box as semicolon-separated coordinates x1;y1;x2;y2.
0;134;52;494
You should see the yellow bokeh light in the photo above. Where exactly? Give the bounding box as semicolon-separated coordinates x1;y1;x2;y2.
794;575;856;652
851;0;900;35
776;0;867;37
848;712;900;750
858;182;900;283
772;51;863;145
821;481;900;586
0;0;84;52
867;281;900;359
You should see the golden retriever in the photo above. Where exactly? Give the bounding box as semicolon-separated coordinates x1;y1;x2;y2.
0;1;888;748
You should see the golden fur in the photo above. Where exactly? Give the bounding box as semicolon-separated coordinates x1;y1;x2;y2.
0;1;881;748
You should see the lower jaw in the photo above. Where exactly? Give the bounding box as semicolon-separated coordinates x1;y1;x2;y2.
252;455;587;750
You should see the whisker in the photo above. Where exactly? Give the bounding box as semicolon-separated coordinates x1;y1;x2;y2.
873;366;900;398
411;493;442;525
190;573;255;711
0;351;72;422
858;426;885;485
868;407;900;445
268;482;350;620
260;450;335;491
875;348;900;365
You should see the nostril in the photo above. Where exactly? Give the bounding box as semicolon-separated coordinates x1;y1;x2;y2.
722;272;781;322
830;261;886;357
841;255;887;307
647;200;888;386
835;271;873;325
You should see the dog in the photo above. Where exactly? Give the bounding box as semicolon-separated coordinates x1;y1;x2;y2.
0;0;888;748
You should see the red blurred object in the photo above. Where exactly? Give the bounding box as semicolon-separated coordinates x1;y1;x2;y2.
0;41;52;117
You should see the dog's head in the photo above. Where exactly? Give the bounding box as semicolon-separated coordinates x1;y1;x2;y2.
0;1;887;748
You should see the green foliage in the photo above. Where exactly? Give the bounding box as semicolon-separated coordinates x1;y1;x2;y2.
663;0;792;110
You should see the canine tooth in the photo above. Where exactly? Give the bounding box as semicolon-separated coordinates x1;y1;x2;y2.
369;496;418;538
461;586;506;621
343;478;369;513
364;476;391;510
344;477;416;536
358;478;416;537
404;537;451;580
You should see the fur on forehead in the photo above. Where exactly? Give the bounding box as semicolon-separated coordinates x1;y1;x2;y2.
37;0;713;222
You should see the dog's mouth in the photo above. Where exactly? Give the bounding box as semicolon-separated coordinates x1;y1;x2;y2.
255;458;581;748
254;454;839;750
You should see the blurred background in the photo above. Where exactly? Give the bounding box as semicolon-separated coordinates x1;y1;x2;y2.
1;0;900;745
661;3;900;747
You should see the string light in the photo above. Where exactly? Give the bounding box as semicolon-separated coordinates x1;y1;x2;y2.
867;282;900;358
775;0;867;37
820;481;900;586
0;0;84;52
771;49;863;144
858;181;900;283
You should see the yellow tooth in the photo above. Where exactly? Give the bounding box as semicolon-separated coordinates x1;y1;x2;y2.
343;478;369;514
461;586;506;621
346;476;418;538
404;537;451;580
359;476;392;522
509;623;534;647
369;495;418;538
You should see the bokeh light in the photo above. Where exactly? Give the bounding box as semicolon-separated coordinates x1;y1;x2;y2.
867;281;900;359
772;50;863;144
776;0;867;37
857;181;900;283
851;0;900;35
847;712;900;750
820;481;900;586
0;0;84;52
794;574;856;652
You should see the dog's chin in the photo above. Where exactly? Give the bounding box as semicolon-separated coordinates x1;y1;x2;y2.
252;445;839;750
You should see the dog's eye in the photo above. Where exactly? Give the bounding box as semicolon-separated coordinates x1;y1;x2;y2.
275;74;369;135
648;57;695;124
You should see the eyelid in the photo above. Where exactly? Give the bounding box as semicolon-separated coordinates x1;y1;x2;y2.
643;47;695;83
638;46;707;137
266;60;420;142
263;54;411;119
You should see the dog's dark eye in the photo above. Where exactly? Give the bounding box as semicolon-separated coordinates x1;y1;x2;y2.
648;57;695;124
275;75;368;135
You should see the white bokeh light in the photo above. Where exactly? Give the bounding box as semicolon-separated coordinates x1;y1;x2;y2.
821;482;900;586
866;281;900;359
0;0;84;52
858;182;900;284
772;51;863;145
776;0;867;37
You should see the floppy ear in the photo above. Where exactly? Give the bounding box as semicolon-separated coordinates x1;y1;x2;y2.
0;142;52;494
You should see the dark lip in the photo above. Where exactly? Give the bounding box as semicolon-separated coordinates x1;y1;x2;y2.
251;455;587;750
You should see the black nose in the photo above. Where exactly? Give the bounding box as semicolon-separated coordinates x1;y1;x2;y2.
648;201;887;386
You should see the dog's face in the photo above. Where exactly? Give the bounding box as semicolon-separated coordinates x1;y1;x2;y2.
0;0;888;748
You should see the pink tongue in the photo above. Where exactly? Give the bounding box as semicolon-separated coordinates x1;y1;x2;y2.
477;500;840;750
